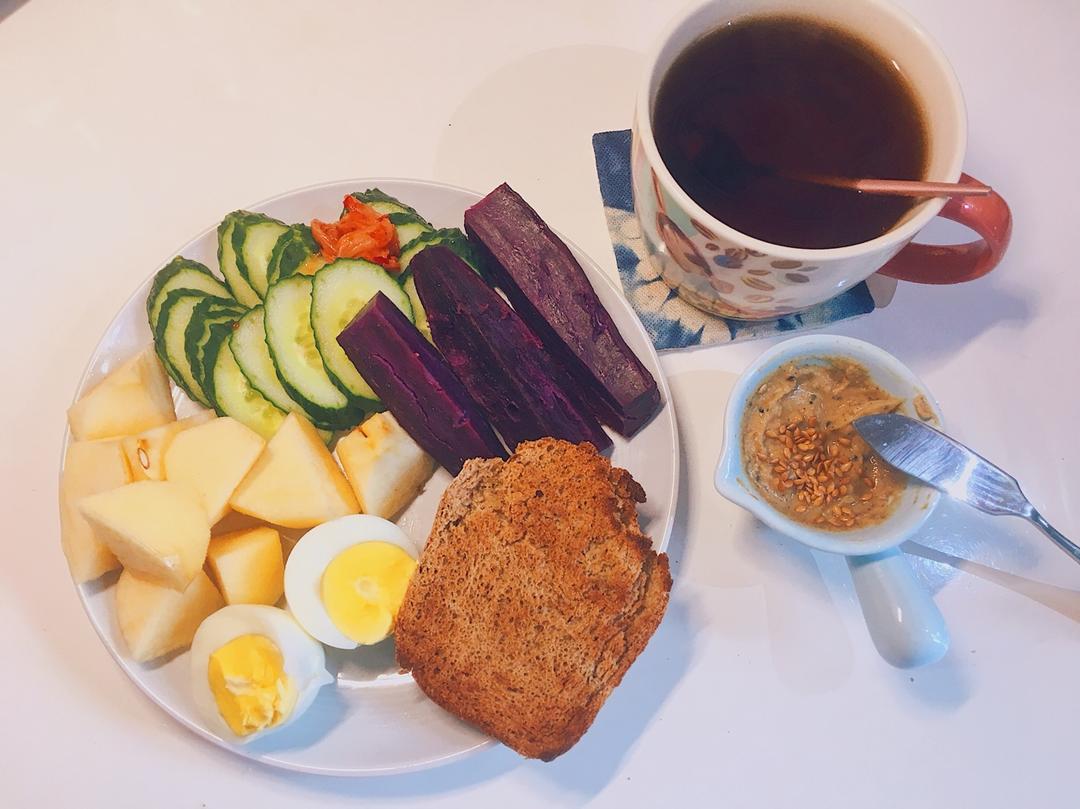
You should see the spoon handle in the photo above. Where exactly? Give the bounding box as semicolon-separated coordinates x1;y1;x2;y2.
1027;509;1080;565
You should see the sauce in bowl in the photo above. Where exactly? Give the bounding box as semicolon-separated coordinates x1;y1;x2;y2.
741;356;909;531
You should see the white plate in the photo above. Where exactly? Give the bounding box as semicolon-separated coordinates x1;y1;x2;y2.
64;178;680;776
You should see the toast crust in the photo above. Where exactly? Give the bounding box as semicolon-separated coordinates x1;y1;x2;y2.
395;439;671;760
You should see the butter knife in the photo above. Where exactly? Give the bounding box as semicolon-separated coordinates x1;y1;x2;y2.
854;413;1080;565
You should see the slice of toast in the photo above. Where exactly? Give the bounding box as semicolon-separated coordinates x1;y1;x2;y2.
395;438;671;760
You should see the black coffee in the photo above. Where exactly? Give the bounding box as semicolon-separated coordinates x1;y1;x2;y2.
653;16;928;249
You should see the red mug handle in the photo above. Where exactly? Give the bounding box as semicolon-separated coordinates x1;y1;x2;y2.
878;173;1012;284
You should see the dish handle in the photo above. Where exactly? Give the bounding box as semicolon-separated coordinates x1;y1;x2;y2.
846;548;949;668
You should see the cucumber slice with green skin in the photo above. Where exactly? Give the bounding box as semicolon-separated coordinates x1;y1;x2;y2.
264;274;359;428
401;273;432;343
398;228;481;273
231;307;337;432
347;189;431;225
154;290;216;406
218;211;261;307
267;224;321;286
147;257;231;332
210;339;287;439
234;213;290;299
388;212;432;251
310;258;414;404
396;231;481;340
184;298;246;406
198;317;238;410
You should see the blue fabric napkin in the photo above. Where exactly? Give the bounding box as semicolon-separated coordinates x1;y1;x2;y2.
592;129;877;351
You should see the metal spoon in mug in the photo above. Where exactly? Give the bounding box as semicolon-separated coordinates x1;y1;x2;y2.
689;131;993;198
855;413;1080;564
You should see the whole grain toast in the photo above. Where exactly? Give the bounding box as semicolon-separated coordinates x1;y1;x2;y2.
394;438;671;760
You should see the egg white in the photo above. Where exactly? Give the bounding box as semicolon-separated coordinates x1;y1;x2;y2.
283;514;417;650
189;605;333;745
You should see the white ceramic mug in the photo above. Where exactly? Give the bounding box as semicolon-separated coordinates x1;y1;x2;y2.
632;0;1013;320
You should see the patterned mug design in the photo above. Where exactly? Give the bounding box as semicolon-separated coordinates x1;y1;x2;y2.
632;112;891;321
635;156;819;319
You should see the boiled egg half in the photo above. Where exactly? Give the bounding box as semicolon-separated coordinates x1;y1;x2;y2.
284;514;418;649
190;605;332;744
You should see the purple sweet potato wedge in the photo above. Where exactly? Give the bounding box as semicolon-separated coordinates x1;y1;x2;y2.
337;292;505;474
464;183;661;436
412;245;612;453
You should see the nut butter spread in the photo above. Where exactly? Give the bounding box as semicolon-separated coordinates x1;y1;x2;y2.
741;357;907;531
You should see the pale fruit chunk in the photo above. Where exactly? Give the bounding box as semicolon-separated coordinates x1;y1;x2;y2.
337;412;436;519
230;413;359;529
206;527;284;606
60;439;132;583
122;412;216;481
116;568;224;662
67;347;176;441
79;481;210;590
164;417;266;525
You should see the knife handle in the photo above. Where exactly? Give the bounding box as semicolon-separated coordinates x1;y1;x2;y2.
847;548;949;669
1028;509;1080;565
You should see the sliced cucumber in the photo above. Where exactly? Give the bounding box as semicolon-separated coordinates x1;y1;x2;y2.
400;273;432;343
234;213;290;299
231;307;334;431
154;290;215;406
388;212;432;251
218;211;261;307
267;224;321;286
184;298;246;406
146;257;231;332
398;228;481;273
210;340;287;439
264;274;358;428
347;189;430;224
396;230;481;341
310;259;413;404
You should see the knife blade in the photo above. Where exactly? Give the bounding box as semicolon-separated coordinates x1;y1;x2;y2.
854;412;1080;565
853;413;1029;515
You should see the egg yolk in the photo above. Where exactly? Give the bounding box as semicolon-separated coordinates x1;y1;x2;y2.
320;541;417;645
207;634;298;737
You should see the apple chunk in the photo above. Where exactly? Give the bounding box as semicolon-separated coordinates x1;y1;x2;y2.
67;347;176;441
163;417;265;525
206;526;284;606
337;412;436;519
122;412;216;481
230;413;359;528
60;439;132;583
116;568;223;662
79;480;210;590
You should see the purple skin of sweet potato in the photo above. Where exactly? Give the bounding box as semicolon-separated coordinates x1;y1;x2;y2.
412;245;612;454
336;293;505;474
464;183;661;436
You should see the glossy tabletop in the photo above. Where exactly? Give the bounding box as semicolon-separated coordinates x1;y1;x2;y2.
1;1;1077;806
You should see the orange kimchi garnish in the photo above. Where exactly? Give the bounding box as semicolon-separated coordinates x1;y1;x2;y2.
310;196;400;271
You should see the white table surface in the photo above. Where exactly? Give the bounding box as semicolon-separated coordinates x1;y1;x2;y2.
2;0;1077;806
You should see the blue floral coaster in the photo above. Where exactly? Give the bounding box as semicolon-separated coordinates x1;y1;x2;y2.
592;129;877;351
